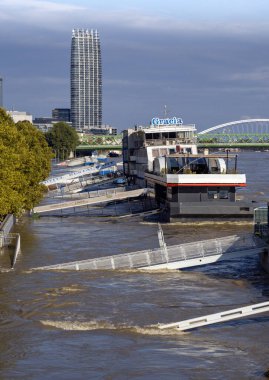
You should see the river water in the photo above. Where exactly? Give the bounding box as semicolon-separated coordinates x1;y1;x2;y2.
0;151;269;379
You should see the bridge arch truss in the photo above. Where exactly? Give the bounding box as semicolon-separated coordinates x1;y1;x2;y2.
198;119;269;143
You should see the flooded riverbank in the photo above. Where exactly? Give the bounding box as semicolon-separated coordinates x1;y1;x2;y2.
0;151;269;379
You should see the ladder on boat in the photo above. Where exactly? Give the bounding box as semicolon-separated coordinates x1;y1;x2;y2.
158;301;269;331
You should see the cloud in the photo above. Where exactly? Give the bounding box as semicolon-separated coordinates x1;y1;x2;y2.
0;0;268;39
0;0;84;14
1;0;269;130
228;66;269;82
0;0;85;31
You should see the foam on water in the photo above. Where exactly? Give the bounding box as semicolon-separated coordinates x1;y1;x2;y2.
44;285;85;296
40;319;187;336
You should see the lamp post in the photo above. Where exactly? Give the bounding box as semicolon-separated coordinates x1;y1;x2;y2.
226;149;230;173
235;154;238;173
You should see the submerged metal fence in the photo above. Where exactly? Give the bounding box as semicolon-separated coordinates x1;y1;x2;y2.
254;207;268;239
0;214;16;242
33;234;263;271
0;232;21;269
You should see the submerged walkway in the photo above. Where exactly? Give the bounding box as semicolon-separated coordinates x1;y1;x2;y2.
158;301;269;331
32;233;265;271
32;188;147;214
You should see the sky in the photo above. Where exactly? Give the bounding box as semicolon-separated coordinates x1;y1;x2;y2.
1;0;269;132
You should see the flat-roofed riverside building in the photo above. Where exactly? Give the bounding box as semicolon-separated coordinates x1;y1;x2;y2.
71;29;102;130
7;110;32;123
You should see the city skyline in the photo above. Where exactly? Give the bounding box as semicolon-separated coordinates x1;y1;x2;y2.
1;0;269;132
71;29;102;130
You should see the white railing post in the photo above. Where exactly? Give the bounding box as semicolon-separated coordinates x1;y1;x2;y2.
157;223;169;263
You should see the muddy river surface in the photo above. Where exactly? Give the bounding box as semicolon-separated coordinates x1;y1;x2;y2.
0;151;269;379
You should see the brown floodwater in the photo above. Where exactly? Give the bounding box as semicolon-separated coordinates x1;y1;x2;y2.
0;151;269;379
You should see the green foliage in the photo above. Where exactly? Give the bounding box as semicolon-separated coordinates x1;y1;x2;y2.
45;122;79;160
0;109;52;219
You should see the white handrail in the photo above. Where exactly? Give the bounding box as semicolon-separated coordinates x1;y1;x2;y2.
159;301;269;331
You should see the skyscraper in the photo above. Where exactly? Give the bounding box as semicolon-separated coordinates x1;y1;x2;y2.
70;29;102;130
0;77;3;108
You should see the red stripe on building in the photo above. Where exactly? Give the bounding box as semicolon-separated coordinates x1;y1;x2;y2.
166;183;246;187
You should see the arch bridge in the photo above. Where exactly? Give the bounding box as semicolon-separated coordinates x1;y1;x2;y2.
198;119;269;143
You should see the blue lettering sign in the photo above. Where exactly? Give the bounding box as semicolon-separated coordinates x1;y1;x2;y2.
151;117;183;126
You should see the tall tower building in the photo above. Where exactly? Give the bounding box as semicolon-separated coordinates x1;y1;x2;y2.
70;29;102;130
0;77;3;108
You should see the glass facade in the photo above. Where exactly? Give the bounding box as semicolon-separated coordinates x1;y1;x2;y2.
52;108;71;122
70;29;102;130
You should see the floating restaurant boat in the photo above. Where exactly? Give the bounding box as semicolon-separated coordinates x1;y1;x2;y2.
123;116;254;221
145;151;253;221
123;116;197;187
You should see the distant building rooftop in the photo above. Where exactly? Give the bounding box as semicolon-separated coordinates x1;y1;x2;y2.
7;110;32;123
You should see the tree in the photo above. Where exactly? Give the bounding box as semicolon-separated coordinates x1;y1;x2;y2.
45;122;79;160
0;109;52;219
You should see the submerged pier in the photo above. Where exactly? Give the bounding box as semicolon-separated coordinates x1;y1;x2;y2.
32;228;265;271
32;188;148;214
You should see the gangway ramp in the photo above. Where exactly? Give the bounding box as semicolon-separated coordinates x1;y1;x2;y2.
42;161;116;187
158;301;269;331
47;175;118;195
32;188;147;214
32;234;265;271
48;186;126;200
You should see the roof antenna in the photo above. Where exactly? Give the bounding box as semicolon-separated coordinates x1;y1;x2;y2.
164;105;168;118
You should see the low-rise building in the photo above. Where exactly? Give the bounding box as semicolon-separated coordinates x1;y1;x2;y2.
7;110;32;123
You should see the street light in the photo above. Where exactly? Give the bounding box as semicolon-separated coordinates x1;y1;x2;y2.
225;148;230;172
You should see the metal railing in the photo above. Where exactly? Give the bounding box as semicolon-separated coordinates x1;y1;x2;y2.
33;234;263;271
0;214;16;238
0;232;21;269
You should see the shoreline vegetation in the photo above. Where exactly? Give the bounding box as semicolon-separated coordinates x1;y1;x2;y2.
0;108;52;220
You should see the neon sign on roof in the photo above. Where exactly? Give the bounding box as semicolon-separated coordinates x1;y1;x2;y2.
151;117;183;126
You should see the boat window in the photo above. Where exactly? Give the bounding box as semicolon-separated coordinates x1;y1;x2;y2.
208;190;218;199
160;148;168;156
188;158;208;174
219;190;229;199
168;132;176;139
177;132;186;139
167;157;180;173
152;149;159;158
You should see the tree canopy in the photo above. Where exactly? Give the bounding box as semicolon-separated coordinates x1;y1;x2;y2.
0;108;52;219
45;122;79;160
